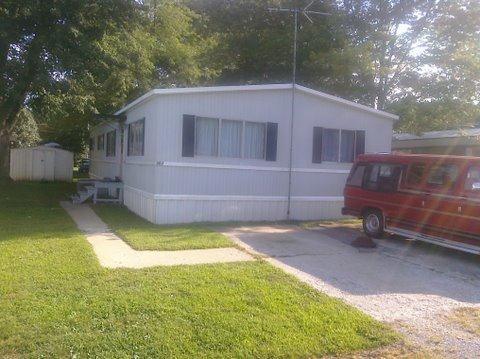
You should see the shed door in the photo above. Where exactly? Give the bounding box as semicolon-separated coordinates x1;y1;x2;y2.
32;150;46;180
44;151;55;181
32;150;55;181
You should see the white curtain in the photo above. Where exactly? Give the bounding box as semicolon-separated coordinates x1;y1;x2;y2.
244;122;265;159
195;117;218;156
340;130;355;163
220;120;242;157
322;129;339;162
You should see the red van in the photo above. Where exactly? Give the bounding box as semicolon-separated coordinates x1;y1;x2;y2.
343;153;480;254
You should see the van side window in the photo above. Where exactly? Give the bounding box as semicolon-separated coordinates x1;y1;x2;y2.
364;163;402;192
347;164;366;187
406;163;425;186
465;166;480;191
426;164;459;190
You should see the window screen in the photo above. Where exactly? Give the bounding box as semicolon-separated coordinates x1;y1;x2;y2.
244;122;265;159
322;129;340;162
195;117;219;156
106;130;116;157
219;120;242;158
340;130;355;163
97;134;104;151
127;119;145;156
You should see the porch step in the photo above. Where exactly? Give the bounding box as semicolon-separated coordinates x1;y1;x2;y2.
387;226;480;255
71;186;97;204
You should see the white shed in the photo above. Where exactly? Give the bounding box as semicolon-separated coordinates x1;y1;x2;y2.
10;145;74;181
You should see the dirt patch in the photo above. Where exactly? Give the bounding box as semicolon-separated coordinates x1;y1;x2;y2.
445;307;480;336
298;218;362;230
326;340;441;358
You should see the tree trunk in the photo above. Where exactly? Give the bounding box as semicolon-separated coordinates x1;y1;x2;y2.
0;130;10;178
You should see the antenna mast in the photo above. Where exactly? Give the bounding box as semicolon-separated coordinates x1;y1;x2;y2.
268;1;330;220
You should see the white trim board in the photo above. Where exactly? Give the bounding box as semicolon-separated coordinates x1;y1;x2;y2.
91;159;121;165
124;185;343;202
126;161;351;174
115;83;398;121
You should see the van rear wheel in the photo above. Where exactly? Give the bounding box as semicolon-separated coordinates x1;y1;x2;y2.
363;210;385;238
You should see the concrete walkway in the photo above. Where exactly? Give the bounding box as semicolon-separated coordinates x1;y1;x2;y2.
60;202;253;268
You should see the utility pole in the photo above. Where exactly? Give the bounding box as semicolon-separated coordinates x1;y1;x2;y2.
268;1;330;220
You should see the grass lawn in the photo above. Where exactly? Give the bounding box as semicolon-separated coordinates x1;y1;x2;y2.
0;180;397;357
92;204;234;250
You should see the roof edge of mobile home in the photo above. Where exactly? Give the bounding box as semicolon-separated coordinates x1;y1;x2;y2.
114;83;399;121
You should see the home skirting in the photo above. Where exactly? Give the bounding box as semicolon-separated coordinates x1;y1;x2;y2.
123;185;344;224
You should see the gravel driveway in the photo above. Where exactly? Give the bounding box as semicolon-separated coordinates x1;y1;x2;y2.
220;224;480;358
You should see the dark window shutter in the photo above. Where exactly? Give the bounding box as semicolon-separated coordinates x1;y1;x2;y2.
265;122;278;161
355;130;366;158
312;127;323;163
182;115;195;157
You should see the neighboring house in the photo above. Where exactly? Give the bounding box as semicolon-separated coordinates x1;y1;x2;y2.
90;84;397;224
393;128;480;156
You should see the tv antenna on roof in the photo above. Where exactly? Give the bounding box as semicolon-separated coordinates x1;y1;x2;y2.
268;1;330;219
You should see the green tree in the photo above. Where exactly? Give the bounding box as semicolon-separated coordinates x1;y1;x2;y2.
10;108;40;148
0;0;138;176
30;0;219;157
187;0;339;84
392;0;480;133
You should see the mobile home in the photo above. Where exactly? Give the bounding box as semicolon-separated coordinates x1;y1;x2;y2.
89;84;397;224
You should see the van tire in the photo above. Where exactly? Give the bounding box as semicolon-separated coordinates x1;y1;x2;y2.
362;210;385;238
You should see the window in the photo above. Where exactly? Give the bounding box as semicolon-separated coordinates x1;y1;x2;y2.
97;134;104;151
322;129;340;162
195;117;219;156
313;128;366;163
183;115;274;160
465;166;480;191
426;164;458;189
340;130;355;163
364;163;402;192
106;130;116;157
244;122;265;159
347;164;367;187
219;119;242;158
127;118;145;156
406;163;425;186
89;138;94;152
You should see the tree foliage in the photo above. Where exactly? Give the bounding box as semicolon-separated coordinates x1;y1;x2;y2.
10;108;40;148
1;0;479;174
